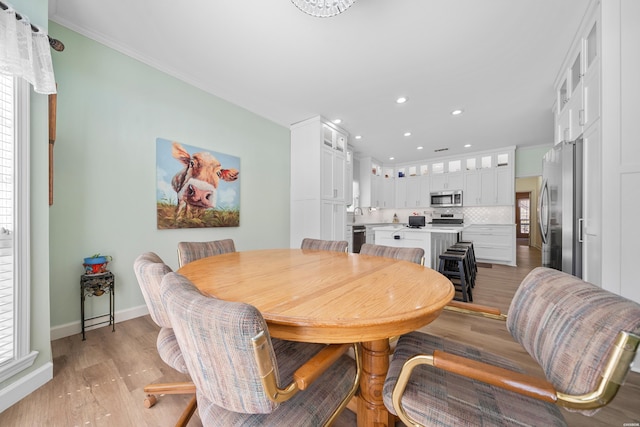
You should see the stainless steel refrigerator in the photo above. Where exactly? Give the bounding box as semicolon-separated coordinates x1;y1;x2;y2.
538;138;583;278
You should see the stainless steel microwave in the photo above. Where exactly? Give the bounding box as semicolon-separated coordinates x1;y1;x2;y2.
430;190;463;207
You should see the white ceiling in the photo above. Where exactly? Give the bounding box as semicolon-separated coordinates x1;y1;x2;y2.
48;0;590;164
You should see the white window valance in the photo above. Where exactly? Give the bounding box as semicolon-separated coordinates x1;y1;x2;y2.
0;2;56;94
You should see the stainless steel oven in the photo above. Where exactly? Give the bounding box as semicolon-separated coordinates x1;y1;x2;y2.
352;225;366;253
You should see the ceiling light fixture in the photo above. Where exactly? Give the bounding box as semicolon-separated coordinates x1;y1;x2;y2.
333;118;342;124
291;0;356;18
464;144;472;148
396;97;408;104
355;135;362;140
417;146;424;150
389;157;395;160
404;132;411;137
451;109;464;115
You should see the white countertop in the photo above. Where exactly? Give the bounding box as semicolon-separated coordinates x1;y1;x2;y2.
373;224;467;234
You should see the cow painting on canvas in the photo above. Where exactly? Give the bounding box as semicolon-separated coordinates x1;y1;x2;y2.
156;138;240;229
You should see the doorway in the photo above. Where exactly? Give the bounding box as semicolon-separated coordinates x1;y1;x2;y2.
515;192;531;245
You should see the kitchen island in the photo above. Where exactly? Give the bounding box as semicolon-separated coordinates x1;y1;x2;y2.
374;225;466;268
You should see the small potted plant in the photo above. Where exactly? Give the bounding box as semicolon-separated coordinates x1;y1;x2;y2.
83;253;112;275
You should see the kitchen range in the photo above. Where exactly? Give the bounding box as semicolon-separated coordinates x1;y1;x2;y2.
430;213;464;226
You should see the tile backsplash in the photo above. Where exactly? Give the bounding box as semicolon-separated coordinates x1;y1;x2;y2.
351;206;514;225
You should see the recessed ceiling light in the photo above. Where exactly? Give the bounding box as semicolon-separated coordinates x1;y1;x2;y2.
451;109;464;116
396;97;408;104
417;146;424;150
355;135;362;140
404;132;411;137
389;156;395;160
332;118;342;124
464;144;472;148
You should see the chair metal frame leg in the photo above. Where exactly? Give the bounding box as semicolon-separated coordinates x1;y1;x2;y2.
143;381;197;427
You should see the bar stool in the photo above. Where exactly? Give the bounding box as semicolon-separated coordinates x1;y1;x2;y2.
438;251;473;302
450;243;477;288
456;241;477;275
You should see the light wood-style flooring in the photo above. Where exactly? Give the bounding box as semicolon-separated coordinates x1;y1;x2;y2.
1;244;638;426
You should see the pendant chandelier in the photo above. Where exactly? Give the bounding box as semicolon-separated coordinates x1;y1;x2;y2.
291;0;355;18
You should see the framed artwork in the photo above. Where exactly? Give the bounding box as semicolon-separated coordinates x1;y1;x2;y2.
156;138;240;229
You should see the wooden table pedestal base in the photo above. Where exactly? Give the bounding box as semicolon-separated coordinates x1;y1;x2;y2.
357;339;395;427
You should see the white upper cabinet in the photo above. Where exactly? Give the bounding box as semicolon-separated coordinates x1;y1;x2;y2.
463;150;514;206
320;124;347;202
345;147;353;206
357;147;514;209
395;164;429;208
430;160;463;192
359;157;382;208
567;50;584;140
555;14;600;143
582;20;600;131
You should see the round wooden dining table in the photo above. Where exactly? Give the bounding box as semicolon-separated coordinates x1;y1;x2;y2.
178;248;454;426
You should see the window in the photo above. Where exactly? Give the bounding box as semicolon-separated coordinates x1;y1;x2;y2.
0;74;36;382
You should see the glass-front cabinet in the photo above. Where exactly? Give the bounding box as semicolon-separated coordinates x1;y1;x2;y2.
463;149;514;206
555;12;600;143
355;147;514;209
395;162;430;208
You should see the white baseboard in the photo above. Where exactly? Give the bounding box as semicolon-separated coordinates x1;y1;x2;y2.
0;362;53;413
50;304;149;341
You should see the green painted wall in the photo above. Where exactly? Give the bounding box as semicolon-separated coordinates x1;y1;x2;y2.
47;23;291;329
515;144;552;178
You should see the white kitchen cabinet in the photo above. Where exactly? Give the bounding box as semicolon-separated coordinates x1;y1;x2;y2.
290;116;348;247
581;121;601;285
320;125;346;202
464;168;494;206
364;224;379;244
345;147;353;206
374;227;459;268
430;172;463;192
419;175;431;207
381;177;395;208
395;177;407;208
396;176;429;209
462;224;516;266
555;14;600;143
359;157;382;208
495;165;514;205
557;102;571;143
463;149;514;206
568;50;584;140
395;163;430;208
321;200;346;241
581;18;600;133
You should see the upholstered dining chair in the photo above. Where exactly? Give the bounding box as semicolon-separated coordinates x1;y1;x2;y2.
359;243;425;265
160;271;361;426
133;252;196;427
177;238;236;267
383;267;640;427
300;237;349;253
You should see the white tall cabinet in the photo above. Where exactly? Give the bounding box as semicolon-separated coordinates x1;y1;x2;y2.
290;116;348;247
554;5;601;286
553;0;640;313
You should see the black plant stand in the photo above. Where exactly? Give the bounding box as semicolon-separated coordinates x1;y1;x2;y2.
80;272;115;340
